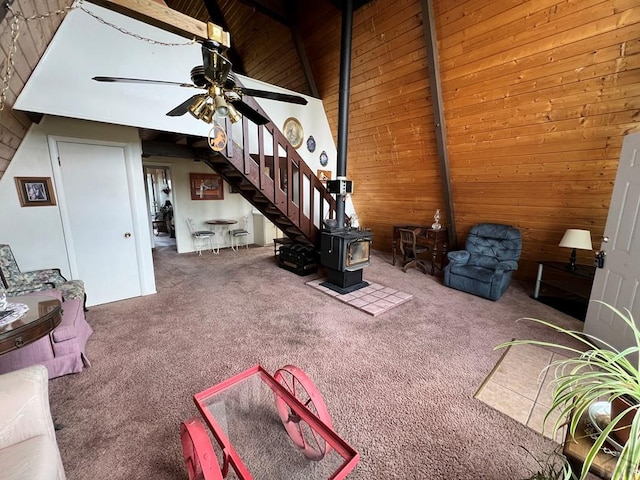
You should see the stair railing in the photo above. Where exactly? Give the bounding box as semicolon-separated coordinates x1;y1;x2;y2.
208;94;337;246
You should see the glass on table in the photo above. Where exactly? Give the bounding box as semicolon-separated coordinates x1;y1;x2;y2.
185;365;359;480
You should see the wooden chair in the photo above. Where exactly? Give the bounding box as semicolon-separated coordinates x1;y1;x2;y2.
398;228;430;274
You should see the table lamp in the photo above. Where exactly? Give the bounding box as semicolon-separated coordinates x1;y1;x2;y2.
559;229;592;271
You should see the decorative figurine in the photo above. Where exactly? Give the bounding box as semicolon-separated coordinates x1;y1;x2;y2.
432;209;442;230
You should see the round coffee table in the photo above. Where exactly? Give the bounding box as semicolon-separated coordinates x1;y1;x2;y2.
0;294;62;355
206;219;237;253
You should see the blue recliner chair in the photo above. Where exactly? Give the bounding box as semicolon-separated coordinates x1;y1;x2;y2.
444;223;522;301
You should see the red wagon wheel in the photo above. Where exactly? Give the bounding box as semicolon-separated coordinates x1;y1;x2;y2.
274;365;333;461
180;418;224;480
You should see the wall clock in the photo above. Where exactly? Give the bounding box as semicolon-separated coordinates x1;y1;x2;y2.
283;117;304;149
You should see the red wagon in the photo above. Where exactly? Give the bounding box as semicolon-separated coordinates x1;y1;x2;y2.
181;365;359;480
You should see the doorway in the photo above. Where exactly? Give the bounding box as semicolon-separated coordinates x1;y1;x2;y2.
585;132;640;354
144;165;176;250
49;139;146;306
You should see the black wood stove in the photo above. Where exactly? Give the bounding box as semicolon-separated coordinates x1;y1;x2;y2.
319;0;374;294
320;226;373;294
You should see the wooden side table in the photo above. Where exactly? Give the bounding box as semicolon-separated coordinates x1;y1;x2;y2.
563;410;618;479
392;225;448;275
0;294;62;356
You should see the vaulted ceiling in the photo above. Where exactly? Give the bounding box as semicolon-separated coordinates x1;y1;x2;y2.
3;0;638;282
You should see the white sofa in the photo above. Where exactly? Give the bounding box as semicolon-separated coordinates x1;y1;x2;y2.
0;364;66;480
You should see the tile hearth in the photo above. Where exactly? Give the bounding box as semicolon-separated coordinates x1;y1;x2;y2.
306;279;413;316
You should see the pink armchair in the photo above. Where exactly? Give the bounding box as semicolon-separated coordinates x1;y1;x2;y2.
0;289;93;379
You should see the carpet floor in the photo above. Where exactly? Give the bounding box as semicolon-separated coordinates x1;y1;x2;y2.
49;246;588;479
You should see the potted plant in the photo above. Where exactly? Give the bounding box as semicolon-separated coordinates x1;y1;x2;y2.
519;445;572;480
497;302;640;480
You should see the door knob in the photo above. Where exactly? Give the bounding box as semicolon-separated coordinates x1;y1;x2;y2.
124;232;132;238
602;236;609;243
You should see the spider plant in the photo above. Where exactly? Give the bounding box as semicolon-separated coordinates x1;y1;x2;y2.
519;445;574;480
497;301;640;480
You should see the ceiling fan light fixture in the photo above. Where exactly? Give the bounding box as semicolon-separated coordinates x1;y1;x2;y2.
201;103;215;123
226;103;241;124
214;95;229;117
188;96;208;119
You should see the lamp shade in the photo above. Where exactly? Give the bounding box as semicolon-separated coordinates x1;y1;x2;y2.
559;229;593;250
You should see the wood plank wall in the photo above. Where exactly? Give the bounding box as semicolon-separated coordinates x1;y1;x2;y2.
166;0;311;96
300;0;445;264
0;0;72;179
2;0;638;285
216;0;311;96
299;0;640;281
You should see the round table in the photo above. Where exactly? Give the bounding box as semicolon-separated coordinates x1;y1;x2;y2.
206;219;237;253
0;294;62;356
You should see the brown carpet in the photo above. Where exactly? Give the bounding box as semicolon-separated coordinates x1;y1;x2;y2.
49;246;586;479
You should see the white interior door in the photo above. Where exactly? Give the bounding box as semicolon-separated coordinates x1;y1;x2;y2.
55;140;142;306
584;133;640;351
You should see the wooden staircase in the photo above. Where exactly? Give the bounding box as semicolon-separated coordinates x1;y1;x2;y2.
198;96;338;249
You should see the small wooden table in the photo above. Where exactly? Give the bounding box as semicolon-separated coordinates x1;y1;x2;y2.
0;294;62;356
563;410;618;479
392;224;448;275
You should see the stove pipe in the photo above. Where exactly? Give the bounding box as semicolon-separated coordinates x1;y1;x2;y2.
335;0;354;228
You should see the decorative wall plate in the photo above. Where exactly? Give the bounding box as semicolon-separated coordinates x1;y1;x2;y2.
283;117;304;149
319;150;328;167
306;135;316;153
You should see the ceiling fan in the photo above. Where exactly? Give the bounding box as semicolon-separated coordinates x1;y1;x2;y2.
93;39;308;126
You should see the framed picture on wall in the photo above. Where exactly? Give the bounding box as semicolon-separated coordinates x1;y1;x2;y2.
14;177;57;207
317;169;332;185
190;173;224;200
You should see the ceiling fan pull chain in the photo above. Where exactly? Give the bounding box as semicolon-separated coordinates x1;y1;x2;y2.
76;1;197;47
0;8;19;111
1;2;75;111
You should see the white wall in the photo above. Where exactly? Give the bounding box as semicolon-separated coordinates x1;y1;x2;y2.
143;158;254;253
0;0;356;307
13;1;348;223
13;2;338;181
0;116;155;297
233;77;338;179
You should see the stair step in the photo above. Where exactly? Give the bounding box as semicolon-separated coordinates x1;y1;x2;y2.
200;129;330;251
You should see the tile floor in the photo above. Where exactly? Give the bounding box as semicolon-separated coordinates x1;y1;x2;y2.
475;343;569;443
305;278;413;316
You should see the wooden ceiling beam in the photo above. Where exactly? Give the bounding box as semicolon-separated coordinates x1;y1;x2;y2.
85;0;217;42
142;140;201;158
236;0;292;26
202;0;246;74
420;0;456;249
329;0;375;12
